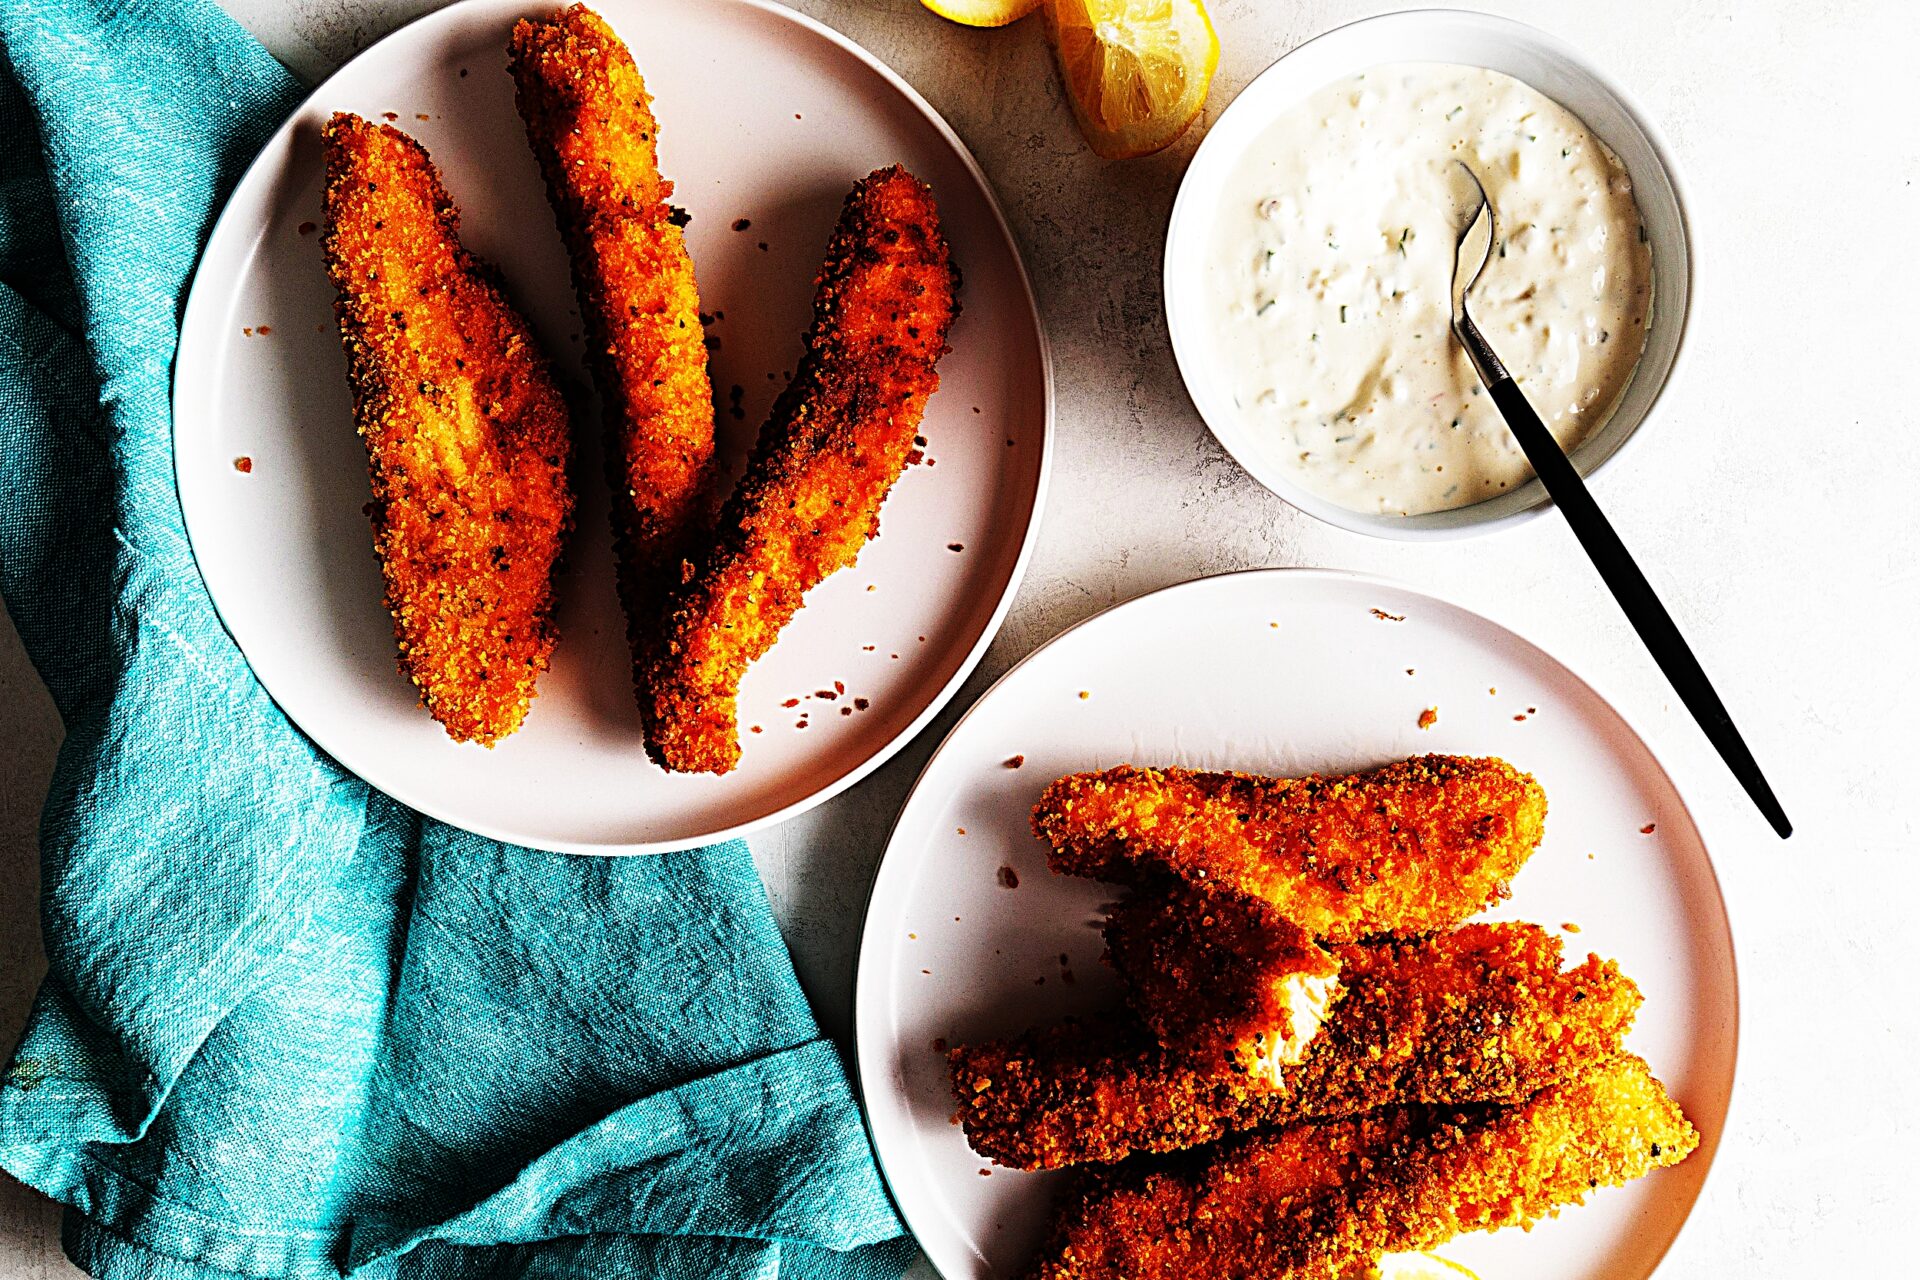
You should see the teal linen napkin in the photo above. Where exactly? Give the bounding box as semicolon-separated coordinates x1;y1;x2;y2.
0;2;911;1277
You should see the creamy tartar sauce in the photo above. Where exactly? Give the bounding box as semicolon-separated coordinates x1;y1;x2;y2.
1207;64;1653;515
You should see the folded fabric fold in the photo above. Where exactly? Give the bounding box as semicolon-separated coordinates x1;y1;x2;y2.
0;3;910;1277
348;1042;898;1268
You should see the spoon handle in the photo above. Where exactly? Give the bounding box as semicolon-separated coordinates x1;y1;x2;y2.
1484;375;1793;839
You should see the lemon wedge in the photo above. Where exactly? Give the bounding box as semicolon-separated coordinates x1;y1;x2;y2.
1042;0;1219;158
920;0;1042;28
1364;1252;1482;1280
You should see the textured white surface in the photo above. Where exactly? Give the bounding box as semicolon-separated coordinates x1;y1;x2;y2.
3;0;1916;1274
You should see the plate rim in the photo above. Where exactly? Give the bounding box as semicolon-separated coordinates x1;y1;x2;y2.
850;564;1739;1278
170;0;1056;855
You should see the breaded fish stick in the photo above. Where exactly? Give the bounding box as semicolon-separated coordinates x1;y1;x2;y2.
1029;1054;1698;1280
322;113;574;744
1033;755;1547;940
1035;1109;1425;1280
950;924;1637;1170
640;166;959;773
507;5;717;696
1105;884;1342;1084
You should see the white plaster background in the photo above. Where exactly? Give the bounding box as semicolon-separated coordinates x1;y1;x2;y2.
2;0;1914;1275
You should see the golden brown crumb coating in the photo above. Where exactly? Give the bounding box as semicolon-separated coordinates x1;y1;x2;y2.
1028;1054;1698;1280
639;165;959;773
506;5;717;700
949;923;1638;1170
1034;1110;1421;1280
1105;884;1342;1084
321;112;574;744
1034;755;1548;940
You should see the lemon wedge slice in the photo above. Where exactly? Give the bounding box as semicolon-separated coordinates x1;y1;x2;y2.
920;0;1042;28
1364;1252;1482;1280
1042;0;1219;158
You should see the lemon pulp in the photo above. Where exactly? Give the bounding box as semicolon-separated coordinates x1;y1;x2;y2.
1043;0;1218;158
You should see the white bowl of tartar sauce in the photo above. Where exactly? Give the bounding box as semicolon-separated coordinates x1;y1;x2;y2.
1165;9;1692;538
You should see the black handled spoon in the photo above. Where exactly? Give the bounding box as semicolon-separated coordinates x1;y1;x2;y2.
1449;162;1791;838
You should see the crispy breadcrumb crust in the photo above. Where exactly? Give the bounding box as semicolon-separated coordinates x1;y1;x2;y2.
1105;884;1341;1082
949;923;1638;1170
1028;1054;1698;1280
1034;756;1548;940
638;165;959;773
321;112;573;744
1035;1110;1423;1280
507;5;717;701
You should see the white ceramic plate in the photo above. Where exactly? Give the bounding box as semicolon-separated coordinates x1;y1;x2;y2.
1164;9;1693;539
855;568;1735;1279
173;0;1050;853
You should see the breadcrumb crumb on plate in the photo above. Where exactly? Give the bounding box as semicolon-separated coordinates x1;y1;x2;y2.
854;568;1734;1280
171;0;1049;852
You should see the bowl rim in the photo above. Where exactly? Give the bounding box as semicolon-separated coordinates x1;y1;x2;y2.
1163;6;1695;541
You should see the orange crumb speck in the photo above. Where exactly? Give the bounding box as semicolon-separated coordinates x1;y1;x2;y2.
233;456;253;474
1417;707;1438;731
1006;754;1026;769
1078;690;1090;701
1562;922;1582;933
1640;823;1656;835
